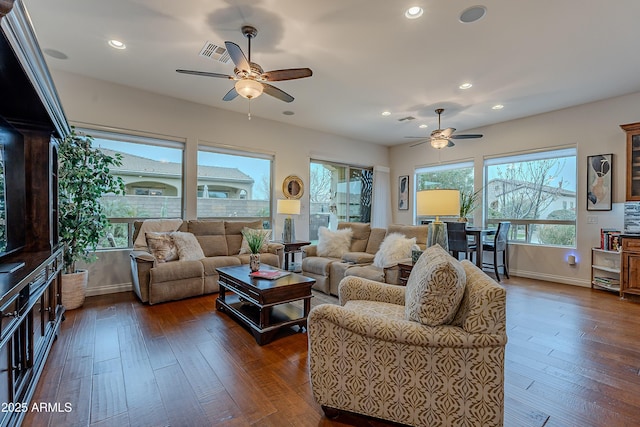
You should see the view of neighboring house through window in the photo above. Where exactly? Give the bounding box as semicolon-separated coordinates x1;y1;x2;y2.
309;160;373;241
415;161;474;223
87;129;185;249
485;147;577;246
196;146;272;226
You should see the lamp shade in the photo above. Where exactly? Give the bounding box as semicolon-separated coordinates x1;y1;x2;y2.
277;199;301;215
235;79;263;99
416;189;460;218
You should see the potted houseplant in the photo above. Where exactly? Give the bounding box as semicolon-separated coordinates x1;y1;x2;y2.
459;189;482;223
58;127;125;309
241;228;270;272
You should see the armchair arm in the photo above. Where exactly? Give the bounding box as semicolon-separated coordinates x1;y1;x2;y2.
266;242;285;268
129;250;155;303
338;276;406;306
302;244;317;257
308;304;506;348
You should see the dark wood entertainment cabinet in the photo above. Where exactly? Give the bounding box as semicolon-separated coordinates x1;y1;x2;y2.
1;2;70;425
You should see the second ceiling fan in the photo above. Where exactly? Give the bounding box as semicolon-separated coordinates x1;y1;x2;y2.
408;108;483;149
176;25;312;103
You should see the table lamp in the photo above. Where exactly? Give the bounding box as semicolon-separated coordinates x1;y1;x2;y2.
277;199;301;243
416;189;460;251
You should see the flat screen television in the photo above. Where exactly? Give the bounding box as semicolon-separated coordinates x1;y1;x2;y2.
0;115;26;259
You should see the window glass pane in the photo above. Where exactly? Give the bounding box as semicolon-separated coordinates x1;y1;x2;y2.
196;148;272;221
485;148;577;246
415;162;474;222
90;134;184;249
309;161;372;241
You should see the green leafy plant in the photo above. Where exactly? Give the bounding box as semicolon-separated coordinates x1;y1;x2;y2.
58;128;125;274
241;229;269;254
460;189;482;219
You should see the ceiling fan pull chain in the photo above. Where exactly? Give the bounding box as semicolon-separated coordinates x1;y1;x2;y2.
248;98;252;120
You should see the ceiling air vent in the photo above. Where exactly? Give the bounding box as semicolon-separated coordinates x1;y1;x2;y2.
398;116;416;122
199;41;231;64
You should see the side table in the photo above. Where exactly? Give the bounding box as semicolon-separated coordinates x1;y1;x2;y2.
398;262;414;286
273;240;311;271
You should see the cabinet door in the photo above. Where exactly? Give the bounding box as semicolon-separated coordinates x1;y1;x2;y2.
622;252;640;295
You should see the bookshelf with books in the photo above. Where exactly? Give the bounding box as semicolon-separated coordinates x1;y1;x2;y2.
591;248;621;295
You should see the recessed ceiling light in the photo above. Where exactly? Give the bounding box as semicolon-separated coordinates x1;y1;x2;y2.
419;124;428;129
459;82;473;89
459;5;487;23
108;39;126;50
405;6;424;19
381;111;391;116
492;104;504;110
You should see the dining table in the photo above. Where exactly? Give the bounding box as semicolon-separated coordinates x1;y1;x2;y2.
465;227;496;268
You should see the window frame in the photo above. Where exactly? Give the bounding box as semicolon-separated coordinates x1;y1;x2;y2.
483;147;577;247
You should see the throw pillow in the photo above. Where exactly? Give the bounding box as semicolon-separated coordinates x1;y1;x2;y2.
133;218;183;250
145;231;178;263
239;227;272;254
405;244;466;326
373;232;417;268
170;232;205;261
316;226;353;258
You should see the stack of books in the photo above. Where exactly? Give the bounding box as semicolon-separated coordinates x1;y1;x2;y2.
593;276;620;289
600;228;621;251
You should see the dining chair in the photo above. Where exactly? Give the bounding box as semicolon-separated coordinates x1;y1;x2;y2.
482;221;511;282
446;221;478;262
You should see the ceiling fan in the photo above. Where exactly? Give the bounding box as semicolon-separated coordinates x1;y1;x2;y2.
176;25;312;103
408;108;483;149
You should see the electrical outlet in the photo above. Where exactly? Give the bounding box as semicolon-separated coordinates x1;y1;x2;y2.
587;215;598;224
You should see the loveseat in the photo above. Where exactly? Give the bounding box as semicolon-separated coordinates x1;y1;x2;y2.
301;223;428;295
308;245;507;426
130;219;284;304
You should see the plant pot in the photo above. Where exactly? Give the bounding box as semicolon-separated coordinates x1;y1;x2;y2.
62;269;88;310
249;253;260;272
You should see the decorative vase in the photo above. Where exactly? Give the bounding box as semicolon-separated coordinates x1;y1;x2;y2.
61;269;88;310
458;217;468;223
249;253;260;272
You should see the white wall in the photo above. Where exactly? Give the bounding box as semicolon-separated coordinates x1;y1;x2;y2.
52;70;389;294
390;91;640;286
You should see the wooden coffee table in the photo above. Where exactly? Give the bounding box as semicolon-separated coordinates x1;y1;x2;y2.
215;264;316;345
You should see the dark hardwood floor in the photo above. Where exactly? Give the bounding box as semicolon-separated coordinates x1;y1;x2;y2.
23;276;640;427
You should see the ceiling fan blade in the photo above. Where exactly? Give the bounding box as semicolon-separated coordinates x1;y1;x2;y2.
450;133;483;139
262;83;294;102
224;41;250;72
176;69;234;79
410;140;429;147
262;68;313;81
222;87;239;101
441;127;456;138
447;140;455;147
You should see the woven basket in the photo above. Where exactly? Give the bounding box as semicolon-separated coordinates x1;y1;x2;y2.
61;269;88;310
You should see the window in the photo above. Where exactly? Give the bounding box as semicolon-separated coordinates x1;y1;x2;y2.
309;160;373;241
484;147;577;246
415;161;474;222
196;146;272;223
87;129;185;249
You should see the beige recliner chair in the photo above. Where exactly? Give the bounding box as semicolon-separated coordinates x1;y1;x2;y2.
307;247;507;426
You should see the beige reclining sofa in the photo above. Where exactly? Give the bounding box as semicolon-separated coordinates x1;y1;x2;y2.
130;219;284;304
301;222;428;296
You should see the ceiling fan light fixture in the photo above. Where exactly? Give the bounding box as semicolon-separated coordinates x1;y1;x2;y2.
431;137;449;149
235;79;263;99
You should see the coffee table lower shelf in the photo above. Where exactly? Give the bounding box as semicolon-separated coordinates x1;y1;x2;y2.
216;293;309;345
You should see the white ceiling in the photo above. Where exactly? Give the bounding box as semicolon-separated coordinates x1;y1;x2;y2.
23;0;640;146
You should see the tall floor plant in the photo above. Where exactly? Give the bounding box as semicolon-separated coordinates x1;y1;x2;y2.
58;127;125;274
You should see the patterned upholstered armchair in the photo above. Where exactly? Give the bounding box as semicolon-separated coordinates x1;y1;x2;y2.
307;254;507;426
